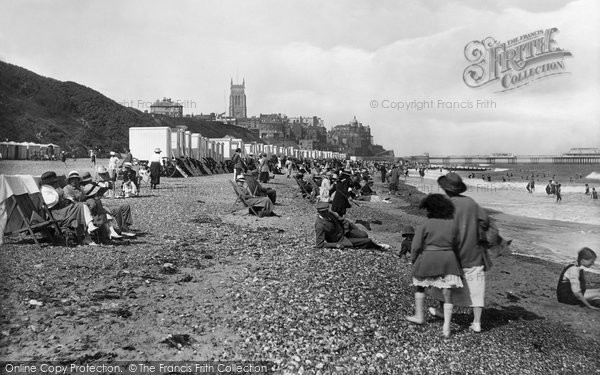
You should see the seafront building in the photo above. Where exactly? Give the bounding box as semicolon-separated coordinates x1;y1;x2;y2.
150;98;183;118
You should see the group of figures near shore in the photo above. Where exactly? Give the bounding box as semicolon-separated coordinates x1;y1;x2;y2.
228;155;600;337
7;152;599;340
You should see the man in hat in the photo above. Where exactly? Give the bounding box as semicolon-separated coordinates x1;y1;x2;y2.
232;148;246;181
429;172;490;333
314;202;389;250
40;171;98;243
120;148;133;167
258;153;270;183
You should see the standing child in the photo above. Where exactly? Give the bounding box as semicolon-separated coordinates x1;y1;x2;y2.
398;225;415;262
406;194;463;337
557;247;600;310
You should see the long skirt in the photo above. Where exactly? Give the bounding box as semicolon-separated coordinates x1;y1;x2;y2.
150;162;161;185
51;202;88;229
429;265;485;306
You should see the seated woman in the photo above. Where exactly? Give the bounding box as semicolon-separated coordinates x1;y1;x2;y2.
557;247;600;310
95;165;114;198
80;175;136;237
235;177;276;217
245;171;276;203
63;171;84;202
81;184;125;242
121;162;139;197
40;171;98;245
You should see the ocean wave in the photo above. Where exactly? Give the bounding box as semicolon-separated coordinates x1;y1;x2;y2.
585;172;600;180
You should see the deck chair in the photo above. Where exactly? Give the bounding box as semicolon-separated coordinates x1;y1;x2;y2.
306;177;321;202
1;175;63;248
229;180;259;216
294;175;317;203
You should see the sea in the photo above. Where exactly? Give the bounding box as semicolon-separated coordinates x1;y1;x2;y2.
404;163;600;272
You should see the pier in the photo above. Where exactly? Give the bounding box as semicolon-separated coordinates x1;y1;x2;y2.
425;148;600;165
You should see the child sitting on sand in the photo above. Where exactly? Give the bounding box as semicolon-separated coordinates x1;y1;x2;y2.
398;225;415;262
557;247;600;310
406;194;463;337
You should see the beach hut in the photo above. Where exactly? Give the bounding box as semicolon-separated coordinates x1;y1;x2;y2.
184;131;192;157
190;133;201;159
0;142;8;160
16;142;29;160
26;142;41;160
129;127;172;162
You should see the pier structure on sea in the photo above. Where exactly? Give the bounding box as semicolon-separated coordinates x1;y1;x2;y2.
426;148;600;165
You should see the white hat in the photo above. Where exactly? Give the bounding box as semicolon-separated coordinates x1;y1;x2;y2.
67;171;80;181
41;185;59;209
110;151;116;156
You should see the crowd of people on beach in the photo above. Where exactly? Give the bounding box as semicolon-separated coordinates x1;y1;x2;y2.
254;159;600;337
6;150;598;341
36;150;145;246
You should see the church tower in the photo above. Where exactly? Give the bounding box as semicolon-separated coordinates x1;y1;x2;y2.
229;78;247;119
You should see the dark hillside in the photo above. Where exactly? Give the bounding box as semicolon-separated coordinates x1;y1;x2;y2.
0;61;263;157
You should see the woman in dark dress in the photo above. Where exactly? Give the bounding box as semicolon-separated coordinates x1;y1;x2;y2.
331;172;351;217
150;148;162;189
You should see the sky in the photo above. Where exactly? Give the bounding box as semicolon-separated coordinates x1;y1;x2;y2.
0;0;599;157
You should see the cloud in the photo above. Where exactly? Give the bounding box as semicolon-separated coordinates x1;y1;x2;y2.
0;0;597;156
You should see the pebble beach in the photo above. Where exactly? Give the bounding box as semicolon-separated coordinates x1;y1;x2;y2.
1;160;599;374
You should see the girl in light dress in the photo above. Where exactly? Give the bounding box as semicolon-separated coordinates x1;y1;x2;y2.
406;194;463;337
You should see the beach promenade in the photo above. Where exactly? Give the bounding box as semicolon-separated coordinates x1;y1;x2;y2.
1;160;599;373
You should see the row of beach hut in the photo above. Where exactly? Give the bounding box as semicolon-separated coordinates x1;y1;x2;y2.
0;142;62;160
129;126;347;162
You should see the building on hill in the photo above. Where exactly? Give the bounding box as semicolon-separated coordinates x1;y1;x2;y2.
229;78;247;119
327;116;374;156
150;98;183;117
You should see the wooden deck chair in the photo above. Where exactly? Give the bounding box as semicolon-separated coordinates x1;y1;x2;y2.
294;176;317;202
306;177;321;202
228;180;259;216
2;193;63;248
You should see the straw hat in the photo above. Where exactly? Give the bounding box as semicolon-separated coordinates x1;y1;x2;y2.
154;148;162;153
123;162;133;168
437;172;467;194
96;165;108;174
82;184;101;198
67;171;81;182
110;151;116;156
80;172;93;184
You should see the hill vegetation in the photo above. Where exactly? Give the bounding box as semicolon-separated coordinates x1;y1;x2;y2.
0;60;263;157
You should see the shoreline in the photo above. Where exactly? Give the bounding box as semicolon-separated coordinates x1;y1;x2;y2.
1;161;599;372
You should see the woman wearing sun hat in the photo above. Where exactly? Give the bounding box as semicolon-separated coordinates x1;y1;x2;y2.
108;151;120;182
429;172;490;333
62;171;84;202
149;148;162;189
40;171;99;243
